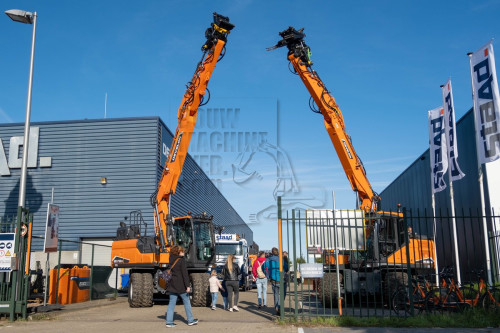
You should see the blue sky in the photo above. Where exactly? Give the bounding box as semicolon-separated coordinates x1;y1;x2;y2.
1;1;499;251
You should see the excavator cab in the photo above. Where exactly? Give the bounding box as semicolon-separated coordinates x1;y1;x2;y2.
372;214;402;261
173;213;215;270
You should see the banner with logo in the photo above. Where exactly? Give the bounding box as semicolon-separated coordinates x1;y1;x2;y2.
428;107;448;193
441;79;465;181
44;204;60;253
470;41;500;164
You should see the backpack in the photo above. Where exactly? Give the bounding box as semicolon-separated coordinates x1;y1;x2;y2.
160;258;181;286
256;261;266;279
267;257;288;282
268;257;281;282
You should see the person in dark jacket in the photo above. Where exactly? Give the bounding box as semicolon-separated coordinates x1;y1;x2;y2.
263;247;289;315
221;254;241;312
165;245;198;328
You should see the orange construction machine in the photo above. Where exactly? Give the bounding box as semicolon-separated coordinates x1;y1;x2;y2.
111;13;234;308
268;27;435;306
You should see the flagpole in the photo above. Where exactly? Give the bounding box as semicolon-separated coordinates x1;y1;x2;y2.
441;83;462;285
428;106;444;287
468;52;493;286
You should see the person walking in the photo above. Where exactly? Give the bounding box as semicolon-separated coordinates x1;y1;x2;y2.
221;254;241;312
165;245;199;328
264;247;289;315
221;280;229;310
252;251;268;308
209;270;224;310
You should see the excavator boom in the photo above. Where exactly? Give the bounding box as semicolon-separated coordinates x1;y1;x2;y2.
268;27;379;212
154;13;234;245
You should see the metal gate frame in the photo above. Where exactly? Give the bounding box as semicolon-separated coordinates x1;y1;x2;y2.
0;206;33;321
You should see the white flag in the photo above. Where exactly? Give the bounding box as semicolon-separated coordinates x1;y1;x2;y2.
428;107;448;193
441;79;465;181
470;41;500;163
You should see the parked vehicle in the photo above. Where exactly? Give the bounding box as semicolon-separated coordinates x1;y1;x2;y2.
215;234;253;291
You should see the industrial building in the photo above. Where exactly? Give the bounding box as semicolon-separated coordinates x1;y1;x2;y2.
0;117;253;270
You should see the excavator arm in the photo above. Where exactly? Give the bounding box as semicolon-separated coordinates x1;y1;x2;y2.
154;13;234;248
268;27;379;212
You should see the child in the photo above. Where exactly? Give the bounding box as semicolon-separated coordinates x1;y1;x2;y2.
209;270;224;310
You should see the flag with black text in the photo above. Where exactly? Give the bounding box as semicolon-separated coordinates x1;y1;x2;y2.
428;107;448;193
441;79;465;181
470;41;500;164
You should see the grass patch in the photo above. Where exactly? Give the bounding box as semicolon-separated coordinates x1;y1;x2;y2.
278;308;500;328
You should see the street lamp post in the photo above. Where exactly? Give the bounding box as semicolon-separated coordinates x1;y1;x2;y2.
5;10;37;320
5;9;37;208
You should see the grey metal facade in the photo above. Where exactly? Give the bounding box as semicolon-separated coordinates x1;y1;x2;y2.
0;117;252;251
380;109;482;214
379;109;489;271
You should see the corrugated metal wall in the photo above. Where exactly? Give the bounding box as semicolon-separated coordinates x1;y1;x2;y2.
380;109;482;213
0;117;252;250
379;109;488;272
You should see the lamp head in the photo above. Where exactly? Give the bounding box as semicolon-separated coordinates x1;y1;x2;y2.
5;9;34;24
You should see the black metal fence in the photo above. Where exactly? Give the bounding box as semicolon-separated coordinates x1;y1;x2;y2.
28;237;120;307
277;197;500;320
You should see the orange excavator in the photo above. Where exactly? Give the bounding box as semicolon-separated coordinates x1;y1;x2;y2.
111;13;234;308
268;27;435;307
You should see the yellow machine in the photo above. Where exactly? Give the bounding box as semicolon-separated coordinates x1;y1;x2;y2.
269;27;435;306
111;13;234;308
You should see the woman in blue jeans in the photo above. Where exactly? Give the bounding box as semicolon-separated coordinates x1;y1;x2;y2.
252;251;267;308
165;245;198;328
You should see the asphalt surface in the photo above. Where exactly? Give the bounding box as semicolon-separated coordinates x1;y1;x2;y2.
0;289;498;333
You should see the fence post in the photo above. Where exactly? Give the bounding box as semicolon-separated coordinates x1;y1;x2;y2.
90;244;95;301
55;239;62;305
278;197;284;320
9;207;23;321
403;208;414;316
115;268;118;298
292;209;298;319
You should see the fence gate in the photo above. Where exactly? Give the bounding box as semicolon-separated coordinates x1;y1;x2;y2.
0;207;33;321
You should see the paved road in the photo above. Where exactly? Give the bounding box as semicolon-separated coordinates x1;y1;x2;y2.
301;329;500;333
0;289;294;333
0;289;498;333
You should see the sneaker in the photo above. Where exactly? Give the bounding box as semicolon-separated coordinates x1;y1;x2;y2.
232;306;239;312
211;306;216;310
229;308;233;312
165;323;177;328
187;319;199;326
